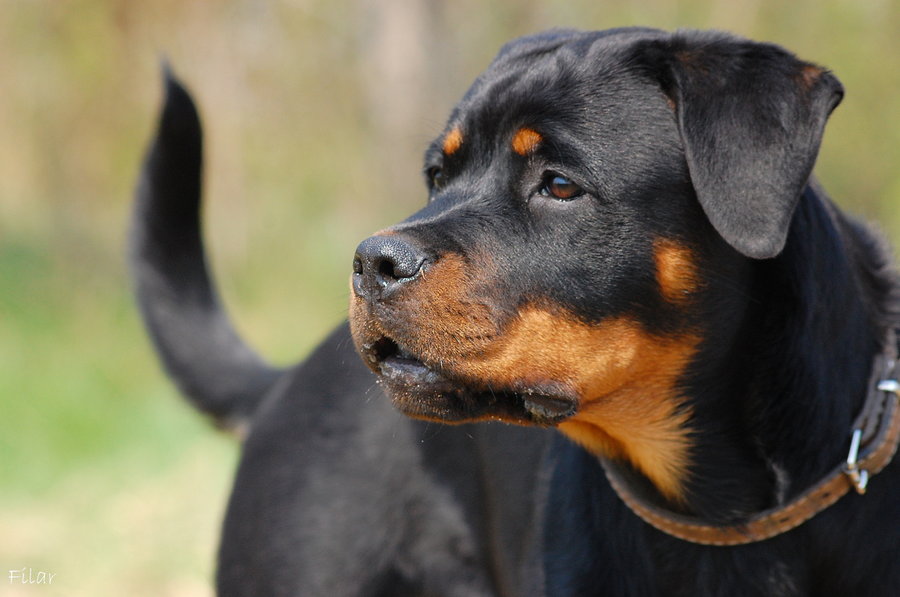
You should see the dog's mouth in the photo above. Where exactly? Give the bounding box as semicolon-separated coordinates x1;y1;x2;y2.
359;335;578;426
360;336;577;426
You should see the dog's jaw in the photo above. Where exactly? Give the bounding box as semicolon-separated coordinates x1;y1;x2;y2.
351;315;578;426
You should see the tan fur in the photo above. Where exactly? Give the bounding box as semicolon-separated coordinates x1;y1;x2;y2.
511;128;542;156
443;126;464;155
654;240;699;303
451;309;697;502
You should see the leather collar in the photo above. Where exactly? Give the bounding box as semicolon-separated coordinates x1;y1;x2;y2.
601;332;900;546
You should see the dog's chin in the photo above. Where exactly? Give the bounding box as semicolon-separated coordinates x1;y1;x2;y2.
361;336;577;426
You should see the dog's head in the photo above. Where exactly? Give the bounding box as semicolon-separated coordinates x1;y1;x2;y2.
349;28;842;499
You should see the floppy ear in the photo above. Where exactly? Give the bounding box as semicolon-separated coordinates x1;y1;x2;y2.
644;32;844;259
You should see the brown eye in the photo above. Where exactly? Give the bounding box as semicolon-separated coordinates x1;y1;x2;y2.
540;174;584;200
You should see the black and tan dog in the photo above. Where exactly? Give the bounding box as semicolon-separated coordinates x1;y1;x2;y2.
132;28;900;596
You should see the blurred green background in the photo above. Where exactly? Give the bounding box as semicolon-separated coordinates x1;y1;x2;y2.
1;0;897;595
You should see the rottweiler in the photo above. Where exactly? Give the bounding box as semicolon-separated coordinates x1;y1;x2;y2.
132;27;900;596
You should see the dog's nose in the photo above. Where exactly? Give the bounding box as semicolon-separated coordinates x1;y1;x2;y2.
352;235;427;300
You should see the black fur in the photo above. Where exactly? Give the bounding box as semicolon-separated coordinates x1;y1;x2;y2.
133;28;900;596
131;68;283;429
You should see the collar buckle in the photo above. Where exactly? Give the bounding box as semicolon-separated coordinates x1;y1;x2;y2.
843;428;869;494
845;375;898;495
877;378;899;394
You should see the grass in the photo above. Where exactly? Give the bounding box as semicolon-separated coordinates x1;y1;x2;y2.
0;229;236;596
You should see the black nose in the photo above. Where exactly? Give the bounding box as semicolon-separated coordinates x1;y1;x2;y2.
353;235;427;300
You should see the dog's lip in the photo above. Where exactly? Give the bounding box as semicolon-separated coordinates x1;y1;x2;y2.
361;335;578;424
360;336;451;384
517;391;578;420
380;351;444;385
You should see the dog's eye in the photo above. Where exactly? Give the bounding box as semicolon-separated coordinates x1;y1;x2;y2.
540;174;584;200
426;166;445;190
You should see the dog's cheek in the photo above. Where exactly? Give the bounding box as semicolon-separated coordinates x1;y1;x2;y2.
389;252;505;361
445;307;697;393
653;239;700;304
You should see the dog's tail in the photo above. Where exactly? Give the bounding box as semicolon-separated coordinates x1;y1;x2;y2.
130;67;285;431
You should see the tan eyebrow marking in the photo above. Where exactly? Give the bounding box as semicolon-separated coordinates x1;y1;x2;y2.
511;128;542;156
443;126;464;155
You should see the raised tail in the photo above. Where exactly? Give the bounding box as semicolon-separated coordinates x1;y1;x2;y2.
130;67;284;431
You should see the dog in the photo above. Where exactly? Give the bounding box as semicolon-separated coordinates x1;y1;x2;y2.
132;28;900;596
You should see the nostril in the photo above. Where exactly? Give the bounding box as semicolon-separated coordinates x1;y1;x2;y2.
380;251;423;281
377;257;398;281
353;235;428;297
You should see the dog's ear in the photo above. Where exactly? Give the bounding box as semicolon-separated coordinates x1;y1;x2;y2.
641;32;844;259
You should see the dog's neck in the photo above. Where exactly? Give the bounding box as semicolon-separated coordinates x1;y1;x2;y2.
679;185;895;523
